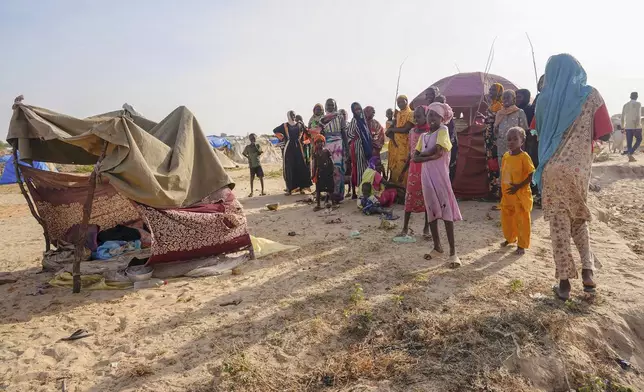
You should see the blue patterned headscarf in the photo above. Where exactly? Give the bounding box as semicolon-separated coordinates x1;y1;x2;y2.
534;54;592;190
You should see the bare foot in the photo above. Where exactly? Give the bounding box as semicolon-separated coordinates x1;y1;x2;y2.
515;247;525;255
398;228;409;237
313;206;323;212
247;192;253;198
553;280;571;300
423;225;430;239
260;192;266;196
501;241;511;247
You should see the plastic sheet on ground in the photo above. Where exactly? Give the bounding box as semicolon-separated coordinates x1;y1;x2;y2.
251;235;299;258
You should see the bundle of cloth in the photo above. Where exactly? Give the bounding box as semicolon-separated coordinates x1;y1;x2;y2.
63;222;152;261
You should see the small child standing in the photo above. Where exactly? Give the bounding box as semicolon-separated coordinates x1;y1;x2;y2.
385;108;395;131
242;133;265;197
397;106;430;238
311;135;335;210
414;102;462;268
500;127;535;255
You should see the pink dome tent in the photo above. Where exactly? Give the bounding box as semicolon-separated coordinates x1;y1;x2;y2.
411;72;520;199
411;72;519;123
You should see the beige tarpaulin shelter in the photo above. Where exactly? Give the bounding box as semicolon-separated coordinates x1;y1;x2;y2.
228;136;283;165
8;103;233;208
7;98;251;293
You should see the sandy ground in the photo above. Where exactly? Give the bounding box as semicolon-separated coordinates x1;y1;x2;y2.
1;158;644;391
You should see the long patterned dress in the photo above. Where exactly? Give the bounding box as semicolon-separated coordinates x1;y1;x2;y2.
321;114;348;201
368;119;385;158
495;109;529;167
541;89;612;280
347;118;372;187
484;107;501;199
419;126;462;222
404;128;427;213
388;106;414;187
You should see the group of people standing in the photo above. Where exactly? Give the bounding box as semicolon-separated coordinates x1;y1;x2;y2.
483;81;539;203
268;53;616;300
273;99;386;202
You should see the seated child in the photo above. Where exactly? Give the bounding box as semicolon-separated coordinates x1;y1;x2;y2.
358;183;391;216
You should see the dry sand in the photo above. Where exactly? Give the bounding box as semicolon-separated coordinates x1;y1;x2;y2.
1;159;644;391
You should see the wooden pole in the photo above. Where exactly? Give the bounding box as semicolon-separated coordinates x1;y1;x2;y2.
72;141;109;293
12;149;51;251
476;37;497;115
525;32;539;88
387;56;408;178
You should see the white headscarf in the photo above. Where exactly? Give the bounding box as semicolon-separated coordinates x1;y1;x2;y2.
287;110;297;126
427;102;454;125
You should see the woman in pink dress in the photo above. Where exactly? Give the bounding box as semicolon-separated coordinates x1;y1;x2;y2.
413;102;463;267
398;106;430;237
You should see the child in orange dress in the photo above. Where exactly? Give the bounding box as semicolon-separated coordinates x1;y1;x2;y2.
500;127;535;255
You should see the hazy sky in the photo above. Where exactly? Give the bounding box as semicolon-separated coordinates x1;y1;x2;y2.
1;0;642;139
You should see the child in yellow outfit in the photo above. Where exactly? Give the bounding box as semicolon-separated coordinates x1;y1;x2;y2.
500;127;535;255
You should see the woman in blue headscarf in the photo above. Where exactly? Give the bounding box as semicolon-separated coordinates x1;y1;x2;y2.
347;102;373;199
534;54;612;300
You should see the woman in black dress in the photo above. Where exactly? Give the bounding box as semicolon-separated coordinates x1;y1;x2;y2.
273;111;313;195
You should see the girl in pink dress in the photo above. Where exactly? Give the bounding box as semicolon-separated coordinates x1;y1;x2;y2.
413;102;463;267
398;106;430;237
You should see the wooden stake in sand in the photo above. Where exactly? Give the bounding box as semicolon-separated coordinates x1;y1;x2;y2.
72;141;109;293
12;148;51;251
388;56;408;177
476;37;497;115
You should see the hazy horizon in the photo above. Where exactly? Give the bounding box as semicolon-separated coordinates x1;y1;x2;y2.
1;0;642;139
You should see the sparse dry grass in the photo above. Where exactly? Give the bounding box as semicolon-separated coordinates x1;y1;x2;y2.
196;274;640;392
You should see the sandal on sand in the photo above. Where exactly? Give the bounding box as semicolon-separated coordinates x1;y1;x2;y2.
552;285;570;301
448;255;462;268
582;281;597;293
60;329;92;342
423;249;444;260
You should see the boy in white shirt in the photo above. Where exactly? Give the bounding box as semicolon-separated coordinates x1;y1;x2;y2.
621;92;642;161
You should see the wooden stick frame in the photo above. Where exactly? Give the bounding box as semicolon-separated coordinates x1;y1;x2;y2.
12;149;51;251
72;141;109;293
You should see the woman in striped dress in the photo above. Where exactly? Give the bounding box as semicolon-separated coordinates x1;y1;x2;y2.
346;102;373;199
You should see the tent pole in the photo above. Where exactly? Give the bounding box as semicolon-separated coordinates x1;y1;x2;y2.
73;141;109;294
12;149;51;252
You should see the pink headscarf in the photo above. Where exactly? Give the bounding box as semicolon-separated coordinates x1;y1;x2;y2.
427;102;454;125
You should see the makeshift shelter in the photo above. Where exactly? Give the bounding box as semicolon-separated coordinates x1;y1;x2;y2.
214;149;239;169
228;136;283;165
0;153;56;185
7;100;253;292
207;135;233;150
205;135;239;169
412;72;519;199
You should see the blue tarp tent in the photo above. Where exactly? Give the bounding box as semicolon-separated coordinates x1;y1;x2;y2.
0;154;56;185
206;136;232;150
